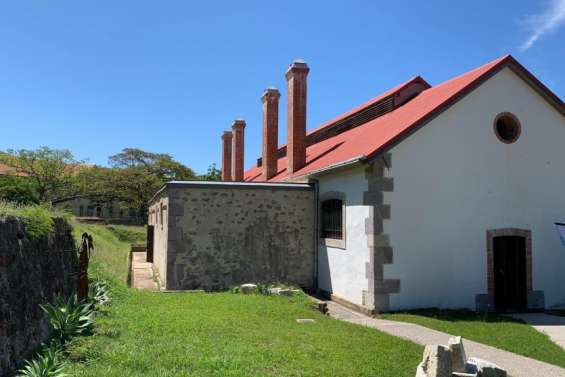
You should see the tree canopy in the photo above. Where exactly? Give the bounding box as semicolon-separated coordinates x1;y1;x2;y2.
0;147;81;202
1;146;218;221
108;148;196;181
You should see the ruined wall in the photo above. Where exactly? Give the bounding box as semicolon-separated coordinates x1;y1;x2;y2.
0;217;78;377
160;182;315;291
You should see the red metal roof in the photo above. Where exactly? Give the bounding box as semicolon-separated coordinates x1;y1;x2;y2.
245;55;564;182
0;163;27;177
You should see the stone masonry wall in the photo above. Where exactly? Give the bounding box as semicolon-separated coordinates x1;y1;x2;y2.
0;217;78;377
162;183;315;291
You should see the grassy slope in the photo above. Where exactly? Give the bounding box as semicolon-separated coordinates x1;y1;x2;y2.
66;223;423;377
380;309;565;368
71;222;145;283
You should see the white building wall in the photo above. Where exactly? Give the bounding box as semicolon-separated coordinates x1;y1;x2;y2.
384;67;565;310
317;166;370;306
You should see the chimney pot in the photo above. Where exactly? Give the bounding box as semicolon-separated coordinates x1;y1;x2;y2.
261;87;281;180
286;59;309;174
231;119;246;181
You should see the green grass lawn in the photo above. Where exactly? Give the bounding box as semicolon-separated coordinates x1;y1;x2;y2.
380;309;565;368
64;223;423;377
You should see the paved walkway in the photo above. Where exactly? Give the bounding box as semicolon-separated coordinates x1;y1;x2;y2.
326;301;565;377
131;252;159;290
509;313;565;350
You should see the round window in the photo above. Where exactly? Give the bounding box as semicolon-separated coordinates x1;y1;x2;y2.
494;113;521;144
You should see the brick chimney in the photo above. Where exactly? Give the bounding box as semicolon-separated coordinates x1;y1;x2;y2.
286;59;309;174
261;87;280;180
231;119;246;181
221;131;233;181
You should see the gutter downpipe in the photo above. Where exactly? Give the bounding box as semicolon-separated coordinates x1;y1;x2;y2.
309;178;320;293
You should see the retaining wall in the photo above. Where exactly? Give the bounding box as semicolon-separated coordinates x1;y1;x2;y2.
0;217;78;377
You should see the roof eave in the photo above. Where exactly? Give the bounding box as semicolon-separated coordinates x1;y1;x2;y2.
286;156;365;182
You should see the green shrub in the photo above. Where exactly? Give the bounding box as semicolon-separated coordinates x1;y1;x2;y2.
0;201;70;239
89;278;112;306
17;341;67;377
0;176;39;205
40;295;95;342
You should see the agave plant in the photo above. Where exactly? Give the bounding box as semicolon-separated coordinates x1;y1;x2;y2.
89;279;111;306
40;295;95;342
17;342;67;377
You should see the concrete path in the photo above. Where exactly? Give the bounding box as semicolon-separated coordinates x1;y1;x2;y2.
326;301;565;377
509;313;565;350
131;252;159;290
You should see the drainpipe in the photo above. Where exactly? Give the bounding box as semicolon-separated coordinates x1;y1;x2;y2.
310;178;320;292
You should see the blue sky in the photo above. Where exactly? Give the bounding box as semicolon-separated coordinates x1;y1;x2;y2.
0;1;563;174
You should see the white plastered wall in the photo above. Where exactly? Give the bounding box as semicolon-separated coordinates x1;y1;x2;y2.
384;67;565;310
317;166;370;306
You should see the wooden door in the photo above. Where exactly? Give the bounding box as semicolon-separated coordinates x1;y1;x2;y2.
493;236;527;312
146;225;154;263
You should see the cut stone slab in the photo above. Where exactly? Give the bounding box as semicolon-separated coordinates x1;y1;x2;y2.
296;319;316;324
130;252;159;290
416;344;453;377
466;357;506;377
448;336;467;373
268;287;282;295
240;283;257;294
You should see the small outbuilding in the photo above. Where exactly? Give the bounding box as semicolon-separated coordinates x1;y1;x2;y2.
148;181;316;291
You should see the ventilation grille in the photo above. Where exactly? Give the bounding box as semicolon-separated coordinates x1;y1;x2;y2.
307;95;395;145
257;96;395;166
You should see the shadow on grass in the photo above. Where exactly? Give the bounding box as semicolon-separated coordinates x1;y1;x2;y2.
385;308;527;325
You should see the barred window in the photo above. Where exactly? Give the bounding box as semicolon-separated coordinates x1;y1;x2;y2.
321;199;343;240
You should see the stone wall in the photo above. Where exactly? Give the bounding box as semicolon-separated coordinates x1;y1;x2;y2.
0;217;78;377
151;182;316;291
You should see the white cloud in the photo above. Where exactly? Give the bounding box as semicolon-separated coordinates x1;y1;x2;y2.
520;0;565;51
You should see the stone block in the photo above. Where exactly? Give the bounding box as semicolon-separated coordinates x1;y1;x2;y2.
268;287;282;295
296;319;315;324
240;283;257;294
475;294;495;313
416;344;453;377
527;290;545;311
465;358;506;377
373;294;390;312
362;190;383;205
374;246;393;264
374;279;400;294
370;177;394;192
448;336;467;373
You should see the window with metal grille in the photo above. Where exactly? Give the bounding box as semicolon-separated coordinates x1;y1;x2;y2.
321;199;343;239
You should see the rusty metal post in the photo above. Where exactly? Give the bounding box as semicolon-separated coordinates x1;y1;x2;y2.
77;232;92;302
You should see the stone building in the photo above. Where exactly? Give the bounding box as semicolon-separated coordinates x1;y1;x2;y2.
53;195;142;224
150;55;565;313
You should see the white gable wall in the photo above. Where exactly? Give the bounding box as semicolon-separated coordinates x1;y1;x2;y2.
384;67;565;310
317;166;370;306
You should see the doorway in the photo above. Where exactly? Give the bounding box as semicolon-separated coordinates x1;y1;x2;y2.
493;236;527;312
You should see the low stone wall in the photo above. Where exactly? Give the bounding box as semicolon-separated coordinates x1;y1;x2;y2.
149;182;316;291
0;217;78;377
